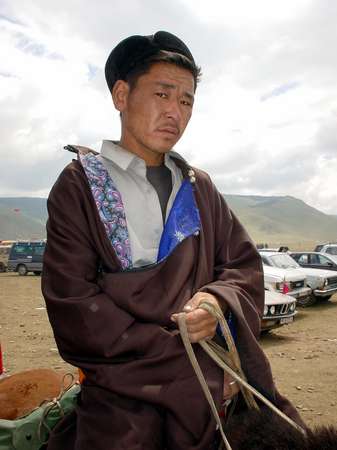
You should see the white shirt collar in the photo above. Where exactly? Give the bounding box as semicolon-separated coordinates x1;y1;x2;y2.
100;140;186;173
100;140;137;171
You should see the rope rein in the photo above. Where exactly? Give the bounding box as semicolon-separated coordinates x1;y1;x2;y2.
176;301;306;450
37;373;77;444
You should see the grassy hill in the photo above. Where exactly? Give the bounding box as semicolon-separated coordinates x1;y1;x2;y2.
224;194;337;249
0;198;47;240
0;195;336;249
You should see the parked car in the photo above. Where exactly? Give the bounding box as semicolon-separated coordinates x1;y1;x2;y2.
313;242;337;253
260;251;337;306
318;244;337;256
261;257;312;304
262;290;297;332
257;246;289;253
290;252;337;271
7;241;46;275
0;244;12;272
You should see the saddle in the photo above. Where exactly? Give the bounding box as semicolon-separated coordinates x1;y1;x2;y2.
0;369;79;450
0;369;65;420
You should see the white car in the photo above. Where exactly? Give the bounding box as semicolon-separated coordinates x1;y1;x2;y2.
262;290;297;332
260;251;337;306
262;263;312;302
319;244;337;257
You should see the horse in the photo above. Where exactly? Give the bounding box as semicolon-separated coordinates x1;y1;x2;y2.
1;369;337;450
225;406;337;450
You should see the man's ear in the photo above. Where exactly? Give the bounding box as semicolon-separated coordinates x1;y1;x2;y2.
111;80;129;112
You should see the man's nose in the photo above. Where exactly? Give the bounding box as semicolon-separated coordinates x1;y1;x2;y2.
164;98;181;121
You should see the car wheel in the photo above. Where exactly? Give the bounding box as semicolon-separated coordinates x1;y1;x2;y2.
33;271;42;276
17;264;28;276
260;329;271;336
319;295;332;302
297;293;317;307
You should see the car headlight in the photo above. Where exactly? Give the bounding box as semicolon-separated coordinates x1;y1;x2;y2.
269;305;276;315
324;279;329;287
289;302;296;312
264;305;268;315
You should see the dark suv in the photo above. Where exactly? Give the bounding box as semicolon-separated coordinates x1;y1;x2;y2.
7;241;46;275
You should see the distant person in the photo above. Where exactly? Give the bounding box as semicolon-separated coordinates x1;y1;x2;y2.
42;31;303;449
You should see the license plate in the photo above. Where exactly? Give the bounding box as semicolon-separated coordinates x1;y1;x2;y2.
280;317;294;324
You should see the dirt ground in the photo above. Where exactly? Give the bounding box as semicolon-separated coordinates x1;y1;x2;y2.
1;272;336;428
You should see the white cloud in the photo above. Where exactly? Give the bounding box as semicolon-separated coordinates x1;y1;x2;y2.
182;0;311;26
0;0;336;216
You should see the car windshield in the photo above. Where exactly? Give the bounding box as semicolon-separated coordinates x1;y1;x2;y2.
269;254;300;269
326;246;337;255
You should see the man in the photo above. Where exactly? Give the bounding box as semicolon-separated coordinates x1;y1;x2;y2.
42;31;302;449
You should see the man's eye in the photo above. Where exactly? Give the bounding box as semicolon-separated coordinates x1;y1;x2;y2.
181;100;192;107
155;92;168;98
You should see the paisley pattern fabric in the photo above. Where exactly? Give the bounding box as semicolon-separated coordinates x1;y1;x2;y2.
79;153;201;271
79;153;132;270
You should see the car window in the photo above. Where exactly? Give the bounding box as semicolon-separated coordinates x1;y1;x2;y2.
269;254;300;269
310;254;320;264
298;254;308;264
326;247;337;255
318;254;331;264
328;255;337;264
11;244;33;256
33;245;45;256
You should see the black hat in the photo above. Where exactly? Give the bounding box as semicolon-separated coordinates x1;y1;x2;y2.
105;31;196;92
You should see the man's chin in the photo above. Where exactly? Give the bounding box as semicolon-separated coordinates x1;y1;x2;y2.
154;137;179;153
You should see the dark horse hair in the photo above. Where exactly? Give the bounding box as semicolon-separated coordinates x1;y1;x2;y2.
225;407;337;450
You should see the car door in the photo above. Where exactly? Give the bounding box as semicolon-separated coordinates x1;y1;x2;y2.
31;243;45;271
306;253;324;270
316;254;337;271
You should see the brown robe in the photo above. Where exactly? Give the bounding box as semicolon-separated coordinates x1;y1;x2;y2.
42;155;302;449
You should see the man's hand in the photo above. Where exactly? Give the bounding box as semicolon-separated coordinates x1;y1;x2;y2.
171;292;222;343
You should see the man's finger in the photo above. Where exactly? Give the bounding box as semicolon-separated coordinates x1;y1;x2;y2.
188;330;215;343
185;315;217;335
184;308;217;325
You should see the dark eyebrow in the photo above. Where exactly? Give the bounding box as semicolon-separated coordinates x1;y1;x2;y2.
154;81;194;101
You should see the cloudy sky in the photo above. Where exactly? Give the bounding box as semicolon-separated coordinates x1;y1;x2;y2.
1;0;336;214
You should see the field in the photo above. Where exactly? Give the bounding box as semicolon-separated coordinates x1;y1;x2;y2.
1;272;337;428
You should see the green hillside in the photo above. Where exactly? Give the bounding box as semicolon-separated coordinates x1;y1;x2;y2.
0;195;336;248
0;198;47;240
224;194;337;247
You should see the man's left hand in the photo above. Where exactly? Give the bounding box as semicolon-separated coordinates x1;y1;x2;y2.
171;292;222;343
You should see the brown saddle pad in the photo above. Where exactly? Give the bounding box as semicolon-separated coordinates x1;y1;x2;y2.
0;369;66;420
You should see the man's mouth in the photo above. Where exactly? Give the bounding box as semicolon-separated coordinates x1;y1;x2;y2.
157;126;179;136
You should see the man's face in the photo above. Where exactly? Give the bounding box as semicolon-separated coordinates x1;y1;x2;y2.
114;62;195;165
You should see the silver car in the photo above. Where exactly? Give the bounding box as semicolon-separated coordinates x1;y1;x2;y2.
260;251;337;306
